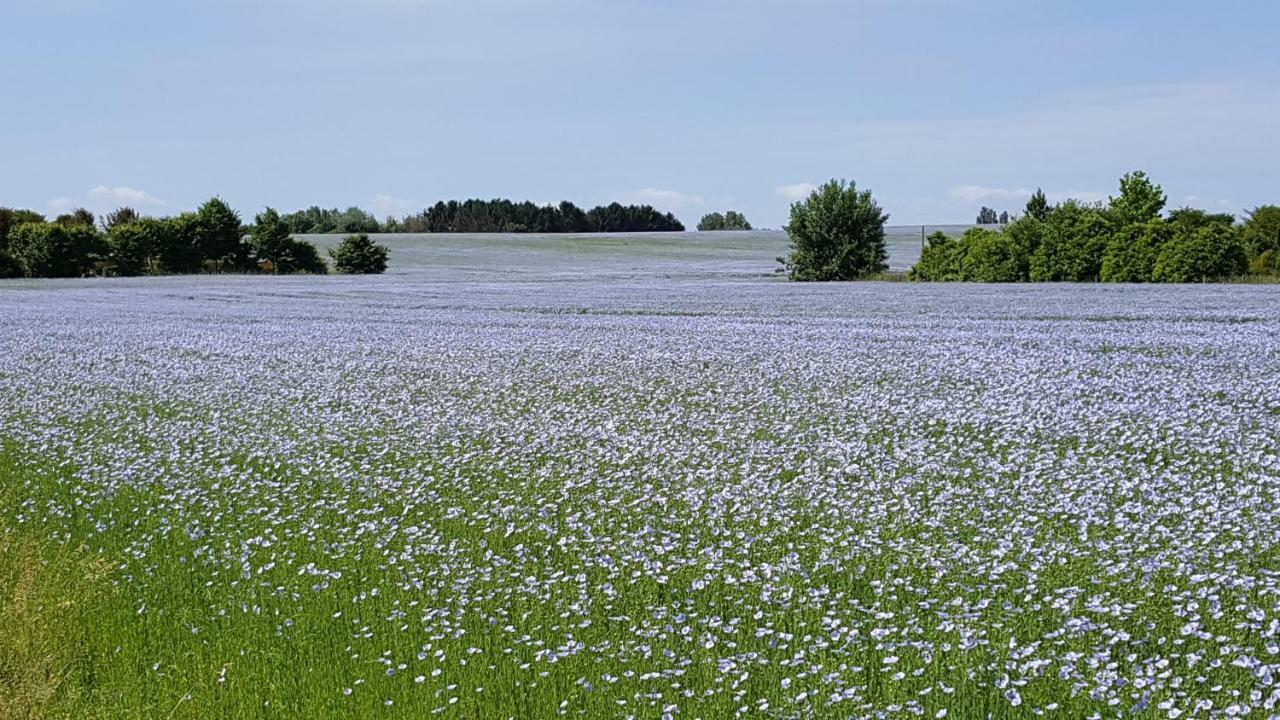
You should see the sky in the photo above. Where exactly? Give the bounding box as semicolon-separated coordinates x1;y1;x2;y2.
2;0;1278;228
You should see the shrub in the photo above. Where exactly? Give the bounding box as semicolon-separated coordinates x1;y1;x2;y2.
909;229;1022;282
780;179;888;281
908;232;963;281
1152;225;1249;283
329;234;390;274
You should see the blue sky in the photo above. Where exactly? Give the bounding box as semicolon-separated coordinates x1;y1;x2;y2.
3;0;1278;228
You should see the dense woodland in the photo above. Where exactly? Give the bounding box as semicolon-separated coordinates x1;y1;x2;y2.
910;173;1280;282
393;200;685;233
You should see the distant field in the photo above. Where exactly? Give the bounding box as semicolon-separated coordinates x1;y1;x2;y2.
2;245;1279;718
303;225;972;278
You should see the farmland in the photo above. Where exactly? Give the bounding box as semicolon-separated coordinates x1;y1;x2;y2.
2;239;1279;719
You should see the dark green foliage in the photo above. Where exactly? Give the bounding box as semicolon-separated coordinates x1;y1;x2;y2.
249;208;327;274
584;203;685;233
781;179;888;281
281;206;382;235
976;207;999;225
103;207;139;232
1028;201;1113;282
697;211;753;231
908;232;964;281
399;199;683;233
54;208;95;228
908;229;1020;282
960;229;1021;281
105;222;152;276
1003;216;1043;279
1100;221;1172;283
329;234;389;274
1025;189;1050;222
0;209;47;247
1152;225;1249;282
0;250;19;279
8;223;104;278
1108;171;1166;225
192;198;247;270
1242;206;1280;265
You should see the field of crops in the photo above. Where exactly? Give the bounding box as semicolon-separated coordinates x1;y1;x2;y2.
2;242;1279;718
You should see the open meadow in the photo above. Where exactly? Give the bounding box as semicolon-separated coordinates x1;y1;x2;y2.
2;234;1280;719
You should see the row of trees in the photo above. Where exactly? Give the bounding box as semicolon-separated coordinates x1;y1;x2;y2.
779;173;1280;283
976;207;1012;225
393;199;686;234
696;211;753;231
282;206;384;235
0;200;390;278
911;173;1279;282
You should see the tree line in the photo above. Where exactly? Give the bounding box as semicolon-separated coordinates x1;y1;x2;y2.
912;172;1278;282
391;199;685;233
0;200;389;279
779;172;1279;283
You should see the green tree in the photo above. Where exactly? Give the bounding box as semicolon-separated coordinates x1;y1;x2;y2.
698;211;752;231
192;197;247;270
106;221;153;276
250;208;327;274
103;207;140;232
1152;225;1248;282
1100;221;1171;283
54;208;96;228
959;228;1021;282
8;222;104;278
1003;215;1043;280
697;212;726;231
1029;201;1113;281
329;234;390;274
1109;171;1166;225
1242;206;1280;266
1024;189;1050;222
908;232;963;281
780;179;888;281
976;207;999;225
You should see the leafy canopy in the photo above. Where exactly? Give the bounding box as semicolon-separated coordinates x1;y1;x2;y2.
781;179;888;281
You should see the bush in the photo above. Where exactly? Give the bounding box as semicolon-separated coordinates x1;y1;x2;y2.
908;232;963;281
329;234;389;274
909;228;1021;282
1099;221;1171;283
780;179;888;281
7;223;104;278
1152;225;1249;282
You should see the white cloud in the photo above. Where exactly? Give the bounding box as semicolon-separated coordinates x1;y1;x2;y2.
370;193;421;217
46;185;166;217
774;183;817;202
615;188;705;212
87;185;165;208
